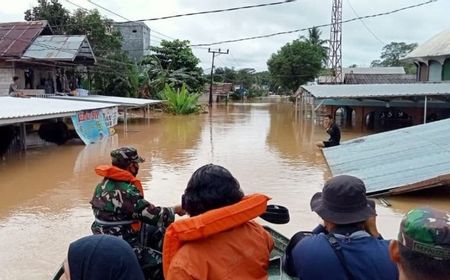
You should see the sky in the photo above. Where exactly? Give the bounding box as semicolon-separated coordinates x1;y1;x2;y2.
2;0;450;71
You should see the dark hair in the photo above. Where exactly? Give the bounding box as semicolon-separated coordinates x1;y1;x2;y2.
399;243;450;280
183;164;244;216
325;114;333;119
13;76;19;81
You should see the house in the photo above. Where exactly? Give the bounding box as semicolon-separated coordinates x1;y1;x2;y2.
404;29;450;82
114;22;150;62
0;20;96;96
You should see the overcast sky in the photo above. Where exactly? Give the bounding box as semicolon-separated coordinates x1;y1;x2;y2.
2;0;450;71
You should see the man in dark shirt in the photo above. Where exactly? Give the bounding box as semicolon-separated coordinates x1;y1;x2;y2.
8;76;26;97
317;114;341;148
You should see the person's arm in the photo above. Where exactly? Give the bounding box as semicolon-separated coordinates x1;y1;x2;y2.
126;186;179;227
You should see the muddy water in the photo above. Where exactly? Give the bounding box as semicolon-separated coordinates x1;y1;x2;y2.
0;101;449;279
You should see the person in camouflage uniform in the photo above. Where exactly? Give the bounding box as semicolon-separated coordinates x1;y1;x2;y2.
90;147;184;280
389;207;450;280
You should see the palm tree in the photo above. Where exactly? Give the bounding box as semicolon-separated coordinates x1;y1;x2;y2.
301;27;329;65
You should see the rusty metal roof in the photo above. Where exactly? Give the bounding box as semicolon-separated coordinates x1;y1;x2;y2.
323;118;450;195
22;35;96;63
0;21;50;58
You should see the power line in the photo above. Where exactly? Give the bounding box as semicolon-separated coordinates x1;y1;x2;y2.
191;0;437;47
85;0;177;41
120;0;297;23
346;0;385;45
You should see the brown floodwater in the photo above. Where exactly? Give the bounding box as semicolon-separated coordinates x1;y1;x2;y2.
0;101;449;279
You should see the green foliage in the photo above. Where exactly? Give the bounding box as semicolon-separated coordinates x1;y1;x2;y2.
92;54;139;97
300;27;328;65
65;9;122;56
140;56;200;99
371;42;418;74
24;0;70;34
141;40;205;94
267;40;324;91
161;84;200;115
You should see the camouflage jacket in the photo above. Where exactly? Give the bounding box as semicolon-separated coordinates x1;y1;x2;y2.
90;165;175;239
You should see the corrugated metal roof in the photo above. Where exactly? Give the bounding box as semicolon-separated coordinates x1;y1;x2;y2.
22;35;95;63
343;67;406;75
344;74;416;84
0;21;50;58
323;118;450;195
302;83;450;99
405;29;450;60
0;96;116;125
52;95;162;107
318;67;406;84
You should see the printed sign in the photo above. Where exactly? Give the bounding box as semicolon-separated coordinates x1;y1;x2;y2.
102;107;119;128
71;110;110;145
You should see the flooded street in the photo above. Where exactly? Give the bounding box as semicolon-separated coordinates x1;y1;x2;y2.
0;101;449;279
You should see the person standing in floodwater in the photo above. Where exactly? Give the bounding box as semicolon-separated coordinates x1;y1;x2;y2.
316;114;341;148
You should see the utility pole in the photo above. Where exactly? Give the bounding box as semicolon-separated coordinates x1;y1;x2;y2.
208;48;229;107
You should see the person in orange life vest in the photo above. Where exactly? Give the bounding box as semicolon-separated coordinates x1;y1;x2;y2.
90;147;185;280
163;164;274;280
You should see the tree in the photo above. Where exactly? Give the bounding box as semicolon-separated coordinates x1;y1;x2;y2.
142;40;205;94
24;0;70;34
65;9;122;56
267;40;323;92
301;27;328;65
371;42;418;74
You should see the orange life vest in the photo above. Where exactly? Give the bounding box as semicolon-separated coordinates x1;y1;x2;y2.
162;193;270;277
95;165;144;231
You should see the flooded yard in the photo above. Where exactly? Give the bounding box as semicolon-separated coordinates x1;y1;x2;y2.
0;101;449;279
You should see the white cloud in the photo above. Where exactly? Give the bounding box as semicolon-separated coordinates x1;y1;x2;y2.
2;0;450;71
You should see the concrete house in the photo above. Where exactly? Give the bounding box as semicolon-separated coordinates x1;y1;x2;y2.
114;22;150;62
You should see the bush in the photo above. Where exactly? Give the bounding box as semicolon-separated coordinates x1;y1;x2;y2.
161;84;200;115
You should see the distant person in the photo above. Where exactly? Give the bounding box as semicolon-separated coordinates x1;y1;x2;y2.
8;76;26;97
389;207;450;280
62;235;144;280
316;114;341;148
283;175;398;280
90;147;185;280
163;164;273;280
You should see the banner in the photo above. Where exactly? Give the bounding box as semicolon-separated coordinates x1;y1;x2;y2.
71;110;110;145
102;107;119;128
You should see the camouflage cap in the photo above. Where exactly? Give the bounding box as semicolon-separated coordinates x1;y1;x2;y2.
398;207;450;260
110;147;145;165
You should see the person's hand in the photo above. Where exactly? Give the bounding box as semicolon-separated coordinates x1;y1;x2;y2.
364;215;381;238
173;204;186;216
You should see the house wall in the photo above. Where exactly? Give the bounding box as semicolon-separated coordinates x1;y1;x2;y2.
0;64;14;96
429;60;443;82
115;23;150;62
443;59;450;81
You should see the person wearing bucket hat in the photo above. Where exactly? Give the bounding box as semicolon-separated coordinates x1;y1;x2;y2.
389;207;450;280
90;147;185;280
283;175;398;280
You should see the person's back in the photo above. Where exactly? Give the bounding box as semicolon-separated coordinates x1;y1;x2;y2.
284;175;398;280
291;229;397;280
168;221;272;280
